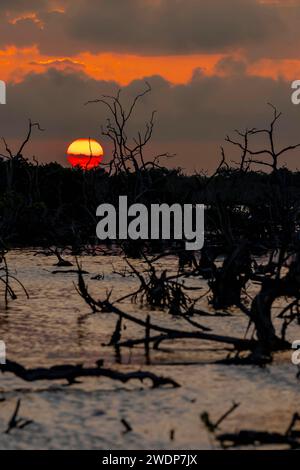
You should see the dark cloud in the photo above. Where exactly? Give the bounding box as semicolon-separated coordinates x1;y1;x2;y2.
214;57;247;76
242;0;300;61
0;18;42;49
63;0;282;56
0;0;284;57
0;3;64;50
1;66;299;172
0;0;47;13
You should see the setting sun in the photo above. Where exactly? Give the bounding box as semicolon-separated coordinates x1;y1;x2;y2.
67;138;104;170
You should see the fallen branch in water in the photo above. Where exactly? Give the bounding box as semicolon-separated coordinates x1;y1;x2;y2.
5;399;33;434
116;331;255;352
203;406;300;449
76;265;258;352
0;250;29;309
201;402;240;433
0;359;180;389
121;418;133;434
51;269;89;275
217;428;300;449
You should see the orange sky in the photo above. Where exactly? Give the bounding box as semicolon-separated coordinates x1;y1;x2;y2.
0;46;224;84
2;45;300;85
2;0;300;172
0;0;299;85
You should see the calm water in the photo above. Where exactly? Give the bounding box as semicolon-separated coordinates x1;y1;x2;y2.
0;249;299;449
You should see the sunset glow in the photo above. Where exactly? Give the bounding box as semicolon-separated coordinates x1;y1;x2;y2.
1;0;300;172
67;139;104;170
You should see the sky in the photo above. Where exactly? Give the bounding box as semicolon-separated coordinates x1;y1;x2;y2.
1;0;300;172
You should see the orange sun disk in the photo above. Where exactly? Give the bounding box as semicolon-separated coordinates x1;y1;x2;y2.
67;138;104;170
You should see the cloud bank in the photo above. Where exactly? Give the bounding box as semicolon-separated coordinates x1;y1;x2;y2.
1;65;299;171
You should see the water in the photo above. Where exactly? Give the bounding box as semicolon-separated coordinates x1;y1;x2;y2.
0;249;299;449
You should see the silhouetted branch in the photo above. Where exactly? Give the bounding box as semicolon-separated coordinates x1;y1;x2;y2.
0;359;180;389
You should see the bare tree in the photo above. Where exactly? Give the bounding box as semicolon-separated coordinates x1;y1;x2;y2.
0;119;44;192
226;104;300;172
85;83;173;179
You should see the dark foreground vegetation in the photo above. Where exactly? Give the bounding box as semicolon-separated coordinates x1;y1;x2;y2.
2;87;300;448
1;89;300;252
2;158;300;250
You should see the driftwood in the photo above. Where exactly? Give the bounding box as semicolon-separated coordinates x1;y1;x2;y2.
116;331;255;352
5;399;33;434
201;402;240;433
0;250;29;309
76;265;258;352
217;429;300;449
51;269;89;275
121;418;132;434
122;256;196;315
216;352;272;367
0;359;179;389
202;402;300;449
